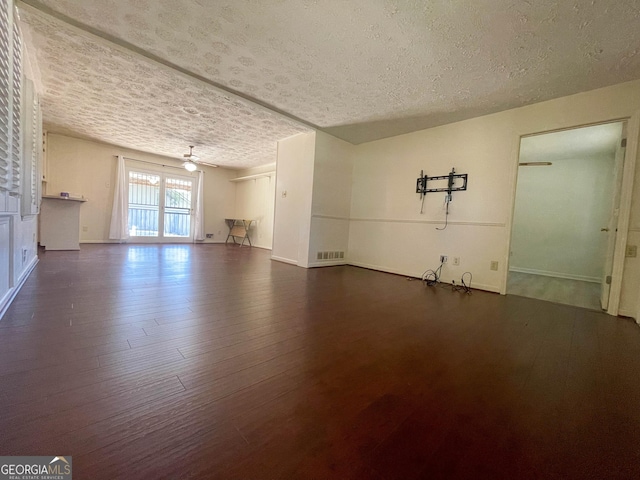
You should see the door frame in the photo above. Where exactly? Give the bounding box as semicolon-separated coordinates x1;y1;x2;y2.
125;166;196;243
502;111;640;317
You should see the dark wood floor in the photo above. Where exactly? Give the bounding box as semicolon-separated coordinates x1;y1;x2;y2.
1;245;640;479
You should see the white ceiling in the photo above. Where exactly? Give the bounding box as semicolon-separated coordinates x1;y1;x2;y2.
17;0;640;168
519;122;623;163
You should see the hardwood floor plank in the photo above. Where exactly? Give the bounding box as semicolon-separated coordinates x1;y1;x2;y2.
1;244;640;479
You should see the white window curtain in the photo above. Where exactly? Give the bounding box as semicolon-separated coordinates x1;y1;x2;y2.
109;155;129;241
194;171;205;241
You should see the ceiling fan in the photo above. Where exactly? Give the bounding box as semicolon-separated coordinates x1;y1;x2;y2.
183;145;199;172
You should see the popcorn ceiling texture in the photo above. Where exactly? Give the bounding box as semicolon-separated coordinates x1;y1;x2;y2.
18;0;640;164
20;6;310;168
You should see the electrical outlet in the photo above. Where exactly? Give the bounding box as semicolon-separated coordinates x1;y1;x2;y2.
490;261;499;271
453;257;460;266
82;226;88;232
440;255;448;263
206;233;213;239
626;245;637;258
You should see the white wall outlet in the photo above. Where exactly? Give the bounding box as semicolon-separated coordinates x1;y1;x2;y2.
626;245;637;257
206;233;213;239
453;257;460;266
82;226;88;232
490;261;499;271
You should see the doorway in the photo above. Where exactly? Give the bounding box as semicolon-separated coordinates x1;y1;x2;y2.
127;169;195;242
507;122;626;311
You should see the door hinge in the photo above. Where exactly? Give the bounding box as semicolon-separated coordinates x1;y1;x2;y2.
606;275;612;285
621;138;627;148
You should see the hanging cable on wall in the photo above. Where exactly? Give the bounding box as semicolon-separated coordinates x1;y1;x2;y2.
436;193;451;231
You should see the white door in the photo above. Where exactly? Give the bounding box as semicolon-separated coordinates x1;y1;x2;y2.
163;176;194;239
601;132;627;310
127;169;195;242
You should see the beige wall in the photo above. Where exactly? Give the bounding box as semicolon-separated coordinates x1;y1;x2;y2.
272;132;316;266
46;133;237;244
346;79;640;316
308;131;353;266
272;79;640;319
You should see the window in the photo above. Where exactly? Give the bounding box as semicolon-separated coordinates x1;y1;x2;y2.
127;169;194;240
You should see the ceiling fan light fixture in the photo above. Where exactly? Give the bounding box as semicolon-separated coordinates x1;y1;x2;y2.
183;145;199;171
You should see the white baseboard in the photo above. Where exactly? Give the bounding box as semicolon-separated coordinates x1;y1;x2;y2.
347;260;500;294
618;308;636;320
271;255;298;266
308;260;347;268
0;255;39;320
80;239;124;244
509;267;600;283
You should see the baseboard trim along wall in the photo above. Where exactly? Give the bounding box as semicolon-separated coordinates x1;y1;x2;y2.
348;260;501;293
349;217;506;227
0;256;39;320
271;255;298;266
308;260;348;268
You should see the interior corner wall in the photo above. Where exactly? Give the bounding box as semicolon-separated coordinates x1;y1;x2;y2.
348;79;640;314
308;131;354;266
45;133;237;244
272;131;316;266
234;164;276;250
510;155;615;282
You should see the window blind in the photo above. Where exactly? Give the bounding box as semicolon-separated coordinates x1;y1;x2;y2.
10;13;21;196
0;0;11;193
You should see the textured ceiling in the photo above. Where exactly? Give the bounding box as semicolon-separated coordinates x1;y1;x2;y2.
16;0;640;166
19;6;310;168
520;122;623;163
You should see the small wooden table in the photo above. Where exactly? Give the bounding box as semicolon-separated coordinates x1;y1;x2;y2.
224;219;255;247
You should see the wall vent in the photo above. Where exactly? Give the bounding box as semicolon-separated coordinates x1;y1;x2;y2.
316;251;345;261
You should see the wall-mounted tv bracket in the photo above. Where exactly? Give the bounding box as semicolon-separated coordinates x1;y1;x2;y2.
416;168;468;196
416;168;468;228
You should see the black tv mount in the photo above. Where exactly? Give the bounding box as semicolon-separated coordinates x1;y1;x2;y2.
416;168;468;197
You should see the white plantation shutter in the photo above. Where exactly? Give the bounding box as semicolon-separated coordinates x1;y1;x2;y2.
0;0;10;197
9;12;21;197
1;1;39;213
21;78;41;215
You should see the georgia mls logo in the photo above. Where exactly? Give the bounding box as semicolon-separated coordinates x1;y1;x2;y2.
50;457;71;472
0;456;72;479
